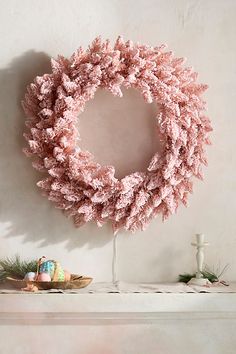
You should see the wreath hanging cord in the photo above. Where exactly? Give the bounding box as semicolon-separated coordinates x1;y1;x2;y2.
22;36;212;234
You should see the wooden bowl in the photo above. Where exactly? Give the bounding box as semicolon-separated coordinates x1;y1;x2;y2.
6;274;92;290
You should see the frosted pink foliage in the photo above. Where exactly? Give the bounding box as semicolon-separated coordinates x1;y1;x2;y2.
22;36;212;234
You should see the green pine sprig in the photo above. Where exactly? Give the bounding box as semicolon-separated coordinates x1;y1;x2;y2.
0;255;38;282
179;264;229;284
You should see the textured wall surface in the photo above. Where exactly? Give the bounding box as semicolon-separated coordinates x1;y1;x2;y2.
0;0;236;283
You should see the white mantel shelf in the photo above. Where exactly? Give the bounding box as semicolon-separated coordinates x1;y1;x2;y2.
1;292;236;323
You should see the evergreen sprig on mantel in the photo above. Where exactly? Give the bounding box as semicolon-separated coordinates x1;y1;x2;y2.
0;255;37;282
179;264;229;284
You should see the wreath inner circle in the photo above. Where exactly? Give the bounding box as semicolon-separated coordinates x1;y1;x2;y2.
77;87;162;180
22;36;212;234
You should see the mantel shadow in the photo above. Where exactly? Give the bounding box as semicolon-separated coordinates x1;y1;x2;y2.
0;51;113;250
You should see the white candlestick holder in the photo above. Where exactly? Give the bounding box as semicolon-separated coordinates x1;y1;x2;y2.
188;234;211;286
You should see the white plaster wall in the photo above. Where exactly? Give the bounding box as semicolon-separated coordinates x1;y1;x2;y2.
0;0;236;282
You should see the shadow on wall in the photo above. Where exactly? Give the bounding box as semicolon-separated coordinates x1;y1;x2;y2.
0;51;113;250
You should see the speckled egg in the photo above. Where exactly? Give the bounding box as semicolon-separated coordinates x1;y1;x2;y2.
39;260;55;278
39;260;65;281
64;270;71;282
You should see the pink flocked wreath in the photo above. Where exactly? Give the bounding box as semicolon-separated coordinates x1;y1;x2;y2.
22;36;212;234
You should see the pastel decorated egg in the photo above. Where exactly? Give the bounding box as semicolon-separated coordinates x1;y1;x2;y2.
39;260;65;281
37;272;51;282
24;272;36;281
39;260;55;278
64;270;71;282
